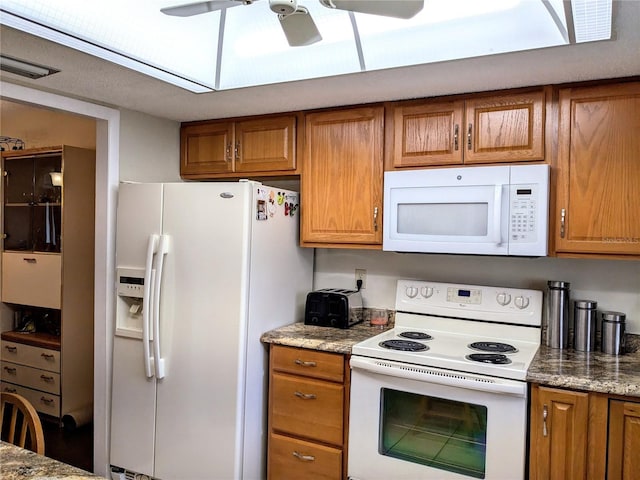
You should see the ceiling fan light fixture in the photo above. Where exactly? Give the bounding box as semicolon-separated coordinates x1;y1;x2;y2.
278;6;323;46
0;54;59;79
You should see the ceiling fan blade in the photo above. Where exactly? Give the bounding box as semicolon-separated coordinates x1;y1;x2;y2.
319;0;423;19
161;0;247;17
279;7;323;47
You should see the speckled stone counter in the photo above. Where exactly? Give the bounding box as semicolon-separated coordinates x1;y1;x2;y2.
260;320;393;354
0;442;104;479
526;335;640;398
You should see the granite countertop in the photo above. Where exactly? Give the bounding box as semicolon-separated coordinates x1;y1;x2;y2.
526;335;640;398
0;441;105;479
260;320;393;354
262;322;640;399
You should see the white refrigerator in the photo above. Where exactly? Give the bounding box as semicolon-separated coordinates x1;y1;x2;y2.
110;181;313;480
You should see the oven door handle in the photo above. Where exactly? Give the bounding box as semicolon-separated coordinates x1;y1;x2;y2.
350;356;527;397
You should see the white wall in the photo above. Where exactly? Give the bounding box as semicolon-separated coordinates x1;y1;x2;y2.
314;249;640;333
118;109;180;182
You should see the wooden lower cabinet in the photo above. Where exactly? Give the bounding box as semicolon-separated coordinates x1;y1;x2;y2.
267;345;350;480
607;399;640;480
529;384;640;480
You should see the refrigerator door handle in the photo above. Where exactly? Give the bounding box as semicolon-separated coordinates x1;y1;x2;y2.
152;234;170;379
142;234;159;378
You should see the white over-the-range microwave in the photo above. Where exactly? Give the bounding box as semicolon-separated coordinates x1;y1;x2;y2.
383;164;549;256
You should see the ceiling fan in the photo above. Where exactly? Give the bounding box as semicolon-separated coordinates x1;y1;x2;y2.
161;0;424;47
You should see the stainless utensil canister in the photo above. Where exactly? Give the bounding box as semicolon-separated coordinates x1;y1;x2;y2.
573;300;597;351
546;281;570;349
601;311;626;355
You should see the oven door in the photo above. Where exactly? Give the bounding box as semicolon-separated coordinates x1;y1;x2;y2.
383;166;510;255
348;356;528;480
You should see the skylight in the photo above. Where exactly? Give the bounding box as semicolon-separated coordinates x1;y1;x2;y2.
0;0;613;93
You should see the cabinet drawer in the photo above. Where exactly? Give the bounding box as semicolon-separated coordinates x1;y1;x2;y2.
1;341;60;372
2;251;61;309
269;432;342;480
1;382;60;417
271;345;344;382
1;361;60;394
271;372;344;446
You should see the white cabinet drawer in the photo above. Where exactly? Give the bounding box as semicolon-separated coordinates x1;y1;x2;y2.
1;341;60;372
1;382;60;417
1;251;61;308
1;361;60;395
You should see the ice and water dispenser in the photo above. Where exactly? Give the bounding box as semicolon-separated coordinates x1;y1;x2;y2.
115;267;146;337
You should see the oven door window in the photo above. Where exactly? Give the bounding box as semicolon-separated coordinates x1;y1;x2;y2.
379;388;488;479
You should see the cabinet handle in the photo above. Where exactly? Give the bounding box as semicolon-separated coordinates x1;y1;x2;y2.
374;206;379;232
225;143;232;162
294;359;316;367
292;451;315;462
41;353;55;360
234;141;240;160
3;366;17;374
560;208;566;239
40;375;55;382
40;396;54;405
23;257;37;263
542;404;548;437
467;123;473;150
4;387;17;393
4;345;17;353
294;391;317;400
454;124;459;151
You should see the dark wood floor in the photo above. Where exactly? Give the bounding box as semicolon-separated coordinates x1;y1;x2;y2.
42;417;94;472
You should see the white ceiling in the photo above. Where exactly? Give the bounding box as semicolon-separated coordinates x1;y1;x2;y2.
1;1;639;123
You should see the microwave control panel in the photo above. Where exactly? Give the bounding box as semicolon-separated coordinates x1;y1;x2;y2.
509;185;538;243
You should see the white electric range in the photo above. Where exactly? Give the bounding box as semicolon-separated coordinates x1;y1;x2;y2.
348;279;543;480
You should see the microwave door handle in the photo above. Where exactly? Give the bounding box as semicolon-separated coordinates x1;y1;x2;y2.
492;185;503;245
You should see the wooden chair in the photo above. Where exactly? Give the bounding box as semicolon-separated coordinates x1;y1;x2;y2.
1;392;45;454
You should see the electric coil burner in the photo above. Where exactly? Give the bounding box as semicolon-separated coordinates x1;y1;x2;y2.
466;353;513;365
398;331;433;340
468;341;518;354
379;339;428;352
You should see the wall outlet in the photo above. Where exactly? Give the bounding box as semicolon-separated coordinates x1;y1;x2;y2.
355;269;366;289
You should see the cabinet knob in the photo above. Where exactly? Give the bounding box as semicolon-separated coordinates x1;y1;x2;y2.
454;124;459;151
4;345;17;353
560;208;566;238
294;391;317;400
467;123;473;150
294;359;316;367
40;375;55;382
40;396;54;405
542;404;548;437
41;353;55;360
373;207;379;232
3;366;17;374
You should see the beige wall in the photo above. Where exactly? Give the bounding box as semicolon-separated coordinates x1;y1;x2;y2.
0;99;96;149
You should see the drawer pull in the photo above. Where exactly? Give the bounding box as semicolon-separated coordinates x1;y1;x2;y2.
40;396;55;405
292;451;315;462
4;345;17;353
542;404;548;437
3;366;17;374
40;375;55;382
23;257;37;263
294;391;317;400
41;353;55;360
3;387;17;393
294;359;316;368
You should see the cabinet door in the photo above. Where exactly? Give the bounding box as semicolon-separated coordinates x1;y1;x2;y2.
608;399;640;480
180;121;234;175
529;385;589;480
302;107;384;246
555;82;640;255
1;252;61;309
464;90;545;164
391;100;465;167
235;115;296;173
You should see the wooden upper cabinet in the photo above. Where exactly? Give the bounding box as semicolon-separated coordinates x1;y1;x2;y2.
554;82;640;256
390;89;545;168
180;114;298;178
181;121;234;175
302;106;384;247
529;385;589;480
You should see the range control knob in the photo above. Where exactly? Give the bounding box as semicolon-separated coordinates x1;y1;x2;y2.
421;286;434;298
514;296;530;309
405;286;419;298
496;292;512;306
